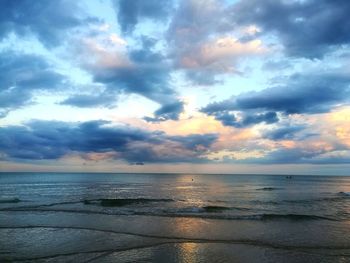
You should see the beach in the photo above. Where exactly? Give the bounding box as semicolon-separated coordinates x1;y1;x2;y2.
1;173;350;262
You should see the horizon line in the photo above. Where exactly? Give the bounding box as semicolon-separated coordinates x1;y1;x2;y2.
0;171;349;177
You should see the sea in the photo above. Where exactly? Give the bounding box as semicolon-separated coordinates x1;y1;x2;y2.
0;172;350;262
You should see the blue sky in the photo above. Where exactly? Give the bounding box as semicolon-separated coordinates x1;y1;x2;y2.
1;0;350;175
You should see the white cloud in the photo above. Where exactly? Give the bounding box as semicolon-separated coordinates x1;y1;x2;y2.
179;36;266;71
109;33;128;46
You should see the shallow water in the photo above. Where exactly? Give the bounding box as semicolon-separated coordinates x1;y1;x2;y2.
1;173;350;262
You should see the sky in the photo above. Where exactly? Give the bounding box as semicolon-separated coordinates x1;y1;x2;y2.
0;0;350;175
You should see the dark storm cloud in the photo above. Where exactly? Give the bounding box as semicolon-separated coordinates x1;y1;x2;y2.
0;120;218;162
201;73;350;127
120;132;218;163
0;52;66;116
86;37;184;121
92;62;183;120
0;120;147;160
211;111;278;128
0;53;64;90
0;88;32;110
114;0;173;34
233;0;350;58
93;63;171;101
262;125;317;141
144;101;184;122
128;36;166;64
59;91;118;108
171;134;218;151
0;0;97;47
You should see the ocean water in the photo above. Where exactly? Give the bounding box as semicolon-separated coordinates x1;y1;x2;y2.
1;172;350;262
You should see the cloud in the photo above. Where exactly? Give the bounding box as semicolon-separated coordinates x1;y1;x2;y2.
78;35;184;121
201;72;350;126
233;0;350;58
0;88;32;110
170;133;218;151
0;120;218;163
262;59;292;71
325;107;350;148
144;101;184;122
245;148;350;165
0;117;347;166
0;52;66;116
215;141;350;165
262;124;317;141
211;111;278;128
167;0;266;85
0;52;64;90
79;37;131;70
167;0;229;45
184;71;220;86
59;90;118;108
0;0;97;47
178;37;265;70
254;147;329;164
114;0;173;34
178;37;265;84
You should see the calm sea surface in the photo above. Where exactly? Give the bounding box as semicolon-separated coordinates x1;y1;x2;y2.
1;173;350;262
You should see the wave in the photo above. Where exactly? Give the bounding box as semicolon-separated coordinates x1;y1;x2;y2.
0;198;174;211
202;206;231;212
84;198;174;207
3;206;336;221
256;187;283;191
207;199;229;203
283;196;349;204
253;194;350;206
252;200;280;205
202;206;250;212
1;200;83;210
0;198;20;204
258;214;335;221
153;212;336;221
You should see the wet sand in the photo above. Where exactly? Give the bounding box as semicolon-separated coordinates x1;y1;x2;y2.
1;211;349;262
